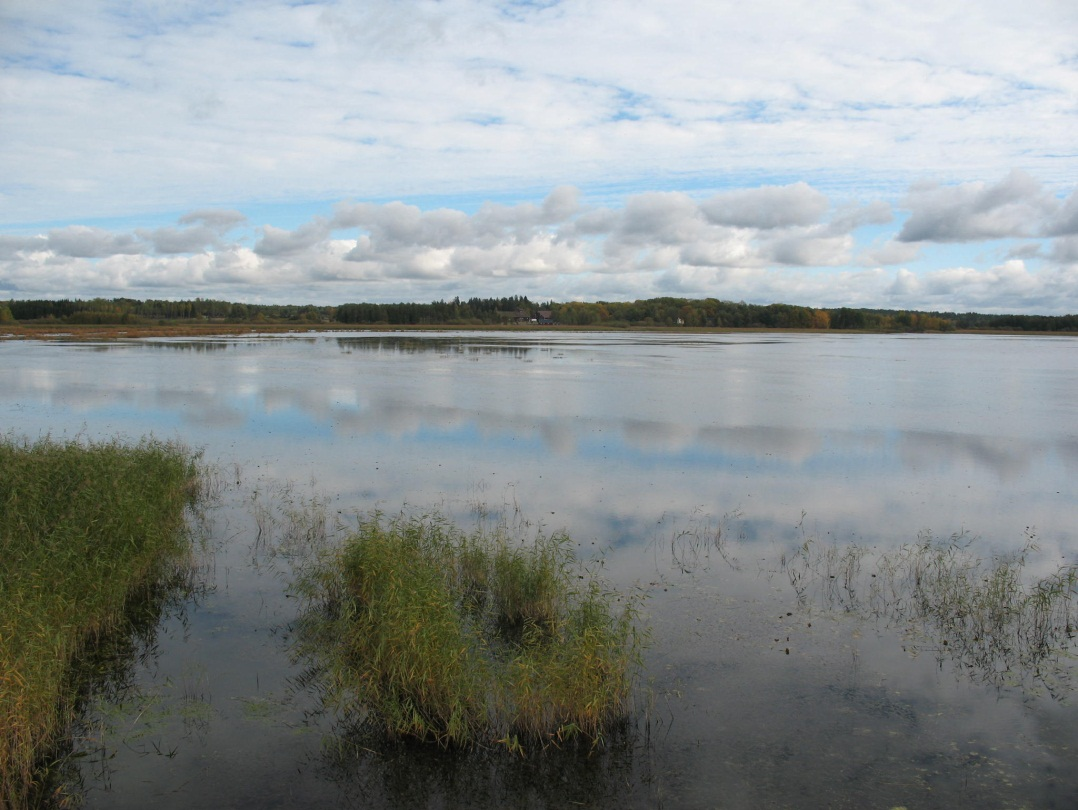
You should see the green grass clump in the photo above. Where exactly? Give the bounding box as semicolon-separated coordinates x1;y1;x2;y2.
296;512;645;753
0;436;201;808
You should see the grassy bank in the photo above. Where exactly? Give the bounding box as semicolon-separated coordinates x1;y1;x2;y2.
0;437;202;808
296;512;646;754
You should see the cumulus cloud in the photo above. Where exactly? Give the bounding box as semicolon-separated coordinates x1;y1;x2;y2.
678;235;757;269
541;185;581;223
617;192;704;246
331;187;584;257
886;268;920;297
255;220;333;257
0;208;250;265
1050;236;1078;264
0;235;48;260
136;225;221;255
333;199;591;281
700;182;829;229
763;233;853;267
897;170;1056;243
880;259;1078;312
336;203;472;251
3;179;1078;314
827;201;893;235
1045;189;1078;237
570;208;619;236
46;226;143;259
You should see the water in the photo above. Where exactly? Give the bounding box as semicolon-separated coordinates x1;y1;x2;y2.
3;331;1077;808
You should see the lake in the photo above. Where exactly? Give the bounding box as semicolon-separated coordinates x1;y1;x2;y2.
3;330;1077;808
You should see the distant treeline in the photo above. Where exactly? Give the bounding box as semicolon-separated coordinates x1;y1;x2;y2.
3;296;1077;332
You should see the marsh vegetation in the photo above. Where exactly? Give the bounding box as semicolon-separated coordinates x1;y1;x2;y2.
294;511;646;754
781;527;1078;697
0;437;202;809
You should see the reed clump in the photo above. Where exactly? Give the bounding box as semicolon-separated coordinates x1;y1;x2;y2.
0;436;202;809
296;511;645;753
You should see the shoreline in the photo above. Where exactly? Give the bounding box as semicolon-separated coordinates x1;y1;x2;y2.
3;322;1076;341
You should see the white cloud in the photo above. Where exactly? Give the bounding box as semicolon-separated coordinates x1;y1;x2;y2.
616;192;704;246
886;268;920;297
897;171;1056;243
0;235;48;260
1050;237;1078;264
880;259;1078;313
679;235;758;269
827;201;893;235
700;183;829;230
540;185;581;223
45;226;143;259
1045;189;1078;237
255;220;332;257
136;225;221;255
2;2;1078;312
3;1;1077;227
4;180;1078;314
763;233;853;267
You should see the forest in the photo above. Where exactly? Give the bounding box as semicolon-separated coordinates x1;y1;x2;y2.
3;295;1077;332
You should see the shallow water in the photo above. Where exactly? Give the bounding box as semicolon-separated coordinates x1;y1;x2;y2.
3;331;1077;808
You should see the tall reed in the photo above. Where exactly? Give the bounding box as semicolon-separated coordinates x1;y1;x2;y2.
0;436;201;808
295;511;646;753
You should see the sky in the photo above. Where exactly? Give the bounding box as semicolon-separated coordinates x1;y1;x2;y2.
2;1;1078;313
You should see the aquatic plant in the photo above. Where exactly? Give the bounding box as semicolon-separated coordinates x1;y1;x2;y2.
294;511;646;753
650;506;742;575
781;529;1078;696
0;436;202;809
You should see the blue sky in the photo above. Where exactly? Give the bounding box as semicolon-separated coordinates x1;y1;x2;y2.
2;0;1078;313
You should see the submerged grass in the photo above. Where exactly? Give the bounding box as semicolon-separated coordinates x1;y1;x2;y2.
295;511;646;754
782;529;1078;696
0;436;202;808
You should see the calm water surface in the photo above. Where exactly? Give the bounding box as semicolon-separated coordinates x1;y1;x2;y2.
3;331;1077;808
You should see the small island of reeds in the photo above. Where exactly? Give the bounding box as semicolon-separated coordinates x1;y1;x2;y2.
0;436;202;809
295;512;647;754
